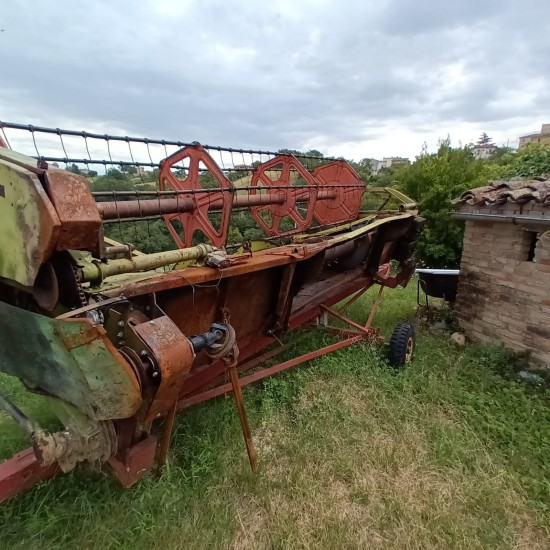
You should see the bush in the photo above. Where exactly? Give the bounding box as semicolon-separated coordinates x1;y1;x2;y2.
398;139;501;268
502;143;550;178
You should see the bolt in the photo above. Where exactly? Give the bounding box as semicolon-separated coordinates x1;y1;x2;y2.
152;371;159;378
118;320;125;327
118;340;125;346
117;331;124;338
140;350;147;356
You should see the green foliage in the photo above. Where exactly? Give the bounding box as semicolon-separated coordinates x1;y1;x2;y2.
226;225;243;244
89;172;136;194
502;143;550;178
66;163;81;175
104;220;175;253
380;138;550;268
2;283;550;548
487;145;514;165
398;139;500;268
348;158;373;181
120;165;137;175
82;140;550;265
477;132;493;145
370;165;408;187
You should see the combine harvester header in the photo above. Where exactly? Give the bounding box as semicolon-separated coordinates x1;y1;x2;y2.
0;122;423;502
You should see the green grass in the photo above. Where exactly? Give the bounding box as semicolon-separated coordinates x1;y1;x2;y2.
1;281;550;549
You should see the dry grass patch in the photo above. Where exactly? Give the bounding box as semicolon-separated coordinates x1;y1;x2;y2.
242;377;550;549
2;283;550;548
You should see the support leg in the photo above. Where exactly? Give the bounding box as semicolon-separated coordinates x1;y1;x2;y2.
157;401;177;466
227;360;257;472
365;285;384;329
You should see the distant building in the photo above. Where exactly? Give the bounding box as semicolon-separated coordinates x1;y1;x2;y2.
368;159;383;175
518;124;550;149
381;157;410;169
472;144;497;159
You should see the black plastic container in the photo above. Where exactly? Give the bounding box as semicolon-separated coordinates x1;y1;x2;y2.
416;269;460;302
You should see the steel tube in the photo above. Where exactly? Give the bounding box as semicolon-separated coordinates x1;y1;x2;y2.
0;391;37;436
228;360;257;472
80;243;215;283
0;121;338;161
98;198;195;219
97;190;338;220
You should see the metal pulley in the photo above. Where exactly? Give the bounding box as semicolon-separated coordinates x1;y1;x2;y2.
249;155;319;236
159;145;234;248
312;161;364;225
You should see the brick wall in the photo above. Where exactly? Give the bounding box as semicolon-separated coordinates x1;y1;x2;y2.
455;203;550;368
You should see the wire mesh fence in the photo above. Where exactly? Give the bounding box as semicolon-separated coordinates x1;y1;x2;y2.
0;122;374;251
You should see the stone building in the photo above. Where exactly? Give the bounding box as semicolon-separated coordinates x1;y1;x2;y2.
518;124;550;149
381;156;410;169
472;143;497;159
453;178;550;368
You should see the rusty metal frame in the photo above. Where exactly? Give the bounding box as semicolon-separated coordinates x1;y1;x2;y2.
0;275;388;504
0;132;422;504
178;280;385;409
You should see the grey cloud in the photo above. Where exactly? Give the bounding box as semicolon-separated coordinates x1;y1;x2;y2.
1;0;549;156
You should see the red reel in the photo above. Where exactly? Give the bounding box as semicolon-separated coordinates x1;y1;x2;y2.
250;156;318;236
159;146;233;248
312;161;364;225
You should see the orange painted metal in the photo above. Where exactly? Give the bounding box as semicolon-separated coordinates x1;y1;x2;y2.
96;190;339;220
312;161;363;225
45;170;102;251
0;448;59;504
227;357;257;471
0;134;423;503
250;155;318;235
133;315;195;424
159;145;234;248
27;172;62;286
108;435;158;487
97;197;195;220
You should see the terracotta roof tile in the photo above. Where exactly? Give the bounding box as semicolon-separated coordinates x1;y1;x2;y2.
453;177;550;207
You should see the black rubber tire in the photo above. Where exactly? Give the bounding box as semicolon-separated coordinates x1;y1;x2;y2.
388;323;416;367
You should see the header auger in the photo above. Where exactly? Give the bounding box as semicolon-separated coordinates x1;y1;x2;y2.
0;122;424;503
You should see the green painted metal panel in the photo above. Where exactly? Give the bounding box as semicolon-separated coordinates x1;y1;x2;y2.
0;300;141;420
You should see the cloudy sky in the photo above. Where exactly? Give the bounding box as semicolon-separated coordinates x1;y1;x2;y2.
1;0;549;161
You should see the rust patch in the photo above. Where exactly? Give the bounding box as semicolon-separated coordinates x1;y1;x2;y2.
133;316;195;423
45;169;101;251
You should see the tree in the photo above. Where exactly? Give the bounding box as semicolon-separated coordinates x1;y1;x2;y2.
120;165;137;175
358;158;373;172
105;168;126;181
485;145;513;166
370;165;405;187
227;225;244;244
503;143;550;177
349;158;373;181
104;219;175;253
477;132;492;145
398;138;500;268
67;163;81;175
89;170;136;195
